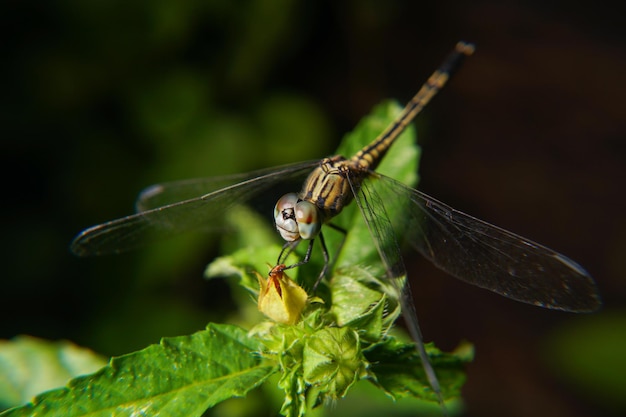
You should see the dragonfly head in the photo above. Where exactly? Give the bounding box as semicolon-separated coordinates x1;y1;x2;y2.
274;193;322;241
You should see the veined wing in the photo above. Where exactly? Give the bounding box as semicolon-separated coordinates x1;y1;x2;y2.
71;160;319;256
134;160;319;211
347;172;446;407
369;172;601;313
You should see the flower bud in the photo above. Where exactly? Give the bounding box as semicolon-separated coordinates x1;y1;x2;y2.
257;265;308;325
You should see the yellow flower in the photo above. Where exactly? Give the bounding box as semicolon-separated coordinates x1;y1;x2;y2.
257;264;308;325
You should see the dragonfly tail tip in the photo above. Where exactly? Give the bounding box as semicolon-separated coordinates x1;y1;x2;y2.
455;41;476;56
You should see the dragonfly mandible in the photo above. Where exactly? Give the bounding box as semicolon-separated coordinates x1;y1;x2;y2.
71;41;601;408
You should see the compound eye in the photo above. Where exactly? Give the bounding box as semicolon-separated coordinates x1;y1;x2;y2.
275;193;299;216
295;200;321;240
274;193;300;241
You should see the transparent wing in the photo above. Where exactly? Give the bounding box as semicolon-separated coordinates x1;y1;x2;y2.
70;161;319;256
346;173;406;280
347;173;445;406
369;172;601;313
134;161;318;211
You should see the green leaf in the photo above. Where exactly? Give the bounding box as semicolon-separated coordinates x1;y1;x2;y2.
365;337;472;403
341;296;386;343
329;266;401;341
271;326;308;417
543;311;626;412
219;204;282;255
0;336;107;410
2;324;276;417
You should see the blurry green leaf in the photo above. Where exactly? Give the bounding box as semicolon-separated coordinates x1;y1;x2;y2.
206;245;287;296
323;379;463;417
2;325;276;417
544;311;626;412
220;205;282;254
86;295;212;357
0;336;107;410
129;69;211;143
204;203;301;293
259;93;333;165
365;338;472;403
225;0;300;93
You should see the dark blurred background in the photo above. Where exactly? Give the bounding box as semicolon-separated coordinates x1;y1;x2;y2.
2;1;625;416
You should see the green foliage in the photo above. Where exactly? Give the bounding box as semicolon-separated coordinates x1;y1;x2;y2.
543;311;626;413
0;336;107;410
2;325;275;417
209;254;469;417
1;101;470;417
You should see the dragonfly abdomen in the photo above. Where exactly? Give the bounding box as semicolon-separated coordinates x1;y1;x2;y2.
350;41;475;174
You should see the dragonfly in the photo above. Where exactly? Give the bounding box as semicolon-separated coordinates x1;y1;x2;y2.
71;42;601;409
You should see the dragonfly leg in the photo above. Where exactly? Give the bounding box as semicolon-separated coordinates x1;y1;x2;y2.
311;223;348;290
277;230;336;291
276;223;349;290
312;232;330;291
279;239;315;272
276;240;300;266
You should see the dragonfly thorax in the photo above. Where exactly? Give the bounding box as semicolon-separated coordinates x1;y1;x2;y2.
299;156;368;218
